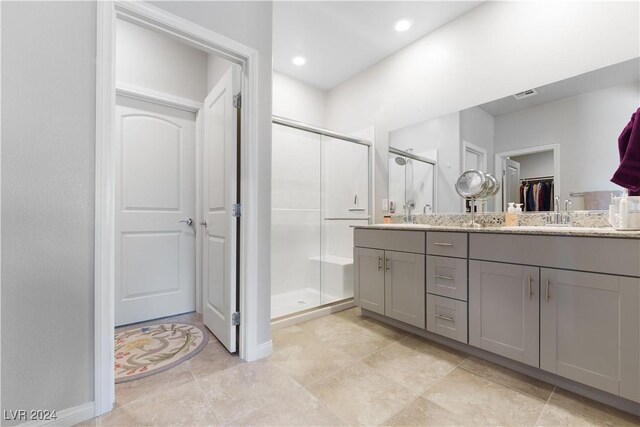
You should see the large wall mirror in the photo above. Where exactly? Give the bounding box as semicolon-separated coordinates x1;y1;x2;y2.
388;58;640;214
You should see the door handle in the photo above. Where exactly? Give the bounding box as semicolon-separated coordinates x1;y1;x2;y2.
385;258;390;272
377;257;382;271
528;275;533;300
179;218;193;226
545;278;551;302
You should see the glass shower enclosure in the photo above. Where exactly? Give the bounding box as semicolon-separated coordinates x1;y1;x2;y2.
388;147;437;217
271;117;371;319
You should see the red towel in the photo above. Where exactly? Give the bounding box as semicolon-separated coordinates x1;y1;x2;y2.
612;107;640;195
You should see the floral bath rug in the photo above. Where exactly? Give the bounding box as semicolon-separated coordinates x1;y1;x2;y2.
114;323;208;383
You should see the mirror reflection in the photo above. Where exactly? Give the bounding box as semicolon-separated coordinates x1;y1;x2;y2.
388;58;640;214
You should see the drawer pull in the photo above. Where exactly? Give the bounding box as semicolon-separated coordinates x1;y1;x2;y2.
433;242;454;247
435;274;455;281
546;278;551;302
435;314;455;322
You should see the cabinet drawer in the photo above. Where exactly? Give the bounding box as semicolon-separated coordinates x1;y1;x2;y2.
427;232;468;258
469;233;640;277
427;256;468;301
426;294;468;343
354;229;425;254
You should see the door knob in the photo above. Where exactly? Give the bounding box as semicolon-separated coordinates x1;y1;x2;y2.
200;220;208;228
179;218;193;226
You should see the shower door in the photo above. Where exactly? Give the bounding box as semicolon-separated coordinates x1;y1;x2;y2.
271;120;370;319
271;124;322;318
321;136;370;305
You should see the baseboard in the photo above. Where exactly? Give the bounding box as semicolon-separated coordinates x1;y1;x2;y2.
271;299;356;330
362;309;640;417
255;340;273;360
18;401;95;427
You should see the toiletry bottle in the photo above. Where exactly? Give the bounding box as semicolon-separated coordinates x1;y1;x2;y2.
515;204;523;213
620;193;629;229
505;203;517;226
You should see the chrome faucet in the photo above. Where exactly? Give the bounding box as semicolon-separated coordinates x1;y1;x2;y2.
545;196;572;226
404;200;416;223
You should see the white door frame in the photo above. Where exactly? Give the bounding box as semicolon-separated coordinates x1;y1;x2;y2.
494;144;560;213
462;140;487;172
95;1;262;416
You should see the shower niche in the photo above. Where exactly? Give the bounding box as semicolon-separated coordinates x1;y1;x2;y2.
271;118;371;319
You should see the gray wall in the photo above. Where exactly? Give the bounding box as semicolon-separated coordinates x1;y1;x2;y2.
1;1;96;417
1;0;273;418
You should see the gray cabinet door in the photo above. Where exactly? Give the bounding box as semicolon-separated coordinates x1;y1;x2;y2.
469;261;540;367
540;269;640;402
354;247;385;315
384;251;426;328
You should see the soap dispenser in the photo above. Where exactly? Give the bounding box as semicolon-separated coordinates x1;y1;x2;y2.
515;204;523;213
505;203;517;226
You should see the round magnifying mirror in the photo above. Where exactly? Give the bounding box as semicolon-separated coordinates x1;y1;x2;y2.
455;170;486;199
484;173;500;197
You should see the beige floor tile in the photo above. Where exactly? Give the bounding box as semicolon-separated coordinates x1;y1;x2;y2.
227;385;347;426
299;314;408;359
422;367;545;426
383;395;470;426
96;380;219;426
536;388;640;427
197;360;301;425
460;356;554;401
362;340;459;394
115;362;195;408
188;340;244;378
400;334;467;365
271;336;357;385
306;362;418;426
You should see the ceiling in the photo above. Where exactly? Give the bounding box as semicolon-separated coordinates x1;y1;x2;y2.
479;58;640;117
273;1;482;91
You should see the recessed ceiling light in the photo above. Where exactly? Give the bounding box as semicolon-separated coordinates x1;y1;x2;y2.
292;56;306;66
394;19;412;32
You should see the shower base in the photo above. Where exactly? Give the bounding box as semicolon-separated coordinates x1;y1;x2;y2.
271;287;342;319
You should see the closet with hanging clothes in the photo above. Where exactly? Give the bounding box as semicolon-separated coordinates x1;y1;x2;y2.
520;176;554;211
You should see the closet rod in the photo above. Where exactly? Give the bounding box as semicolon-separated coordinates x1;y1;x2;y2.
520;175;554;182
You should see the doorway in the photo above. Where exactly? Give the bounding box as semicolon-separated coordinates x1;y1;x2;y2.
95;1;262;417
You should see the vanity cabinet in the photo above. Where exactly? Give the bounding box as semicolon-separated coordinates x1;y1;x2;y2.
354;229;426;328
427;256;468;300
427;294;467;342
469;261;540;367
540;268;640;402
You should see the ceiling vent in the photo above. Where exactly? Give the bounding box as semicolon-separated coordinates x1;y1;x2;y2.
513;89;538;100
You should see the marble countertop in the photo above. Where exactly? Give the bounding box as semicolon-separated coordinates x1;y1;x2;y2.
354;223;640;239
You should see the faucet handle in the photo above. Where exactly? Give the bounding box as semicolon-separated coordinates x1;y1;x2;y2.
564;199;573;212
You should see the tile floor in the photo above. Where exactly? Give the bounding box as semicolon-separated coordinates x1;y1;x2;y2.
81;308;640;426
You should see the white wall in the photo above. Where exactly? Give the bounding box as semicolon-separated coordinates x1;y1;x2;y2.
150;0;273;352
494;82;640;209
273;72;326;127
389;112;461;213
2;1;96;420
207;54;233;93
324;1;640;221
461;106;495;172
2;1;273;420
511;151;555;181
116;18;208;101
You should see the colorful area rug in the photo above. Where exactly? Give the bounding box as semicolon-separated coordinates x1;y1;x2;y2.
115;323;208;383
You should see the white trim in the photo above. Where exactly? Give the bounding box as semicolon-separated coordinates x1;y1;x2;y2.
95;0;263;417
271;300;356;330
462;140;488;172
115;81;203;112
19;402;96;427
494;144;561;212
194;109;203;313
255;340;274;360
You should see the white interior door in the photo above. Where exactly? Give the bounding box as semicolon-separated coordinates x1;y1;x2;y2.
504;159;521;209
115;96;196;326
202;68;239;352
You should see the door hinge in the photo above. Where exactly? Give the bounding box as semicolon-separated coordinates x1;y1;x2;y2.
232;203;242;218
233;93;242;109
232;312;241;326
